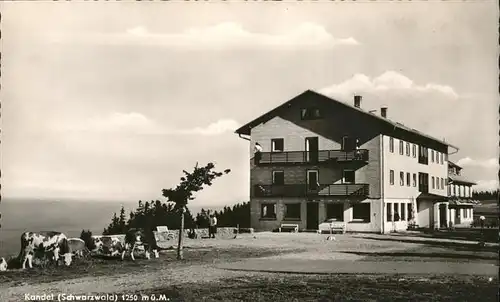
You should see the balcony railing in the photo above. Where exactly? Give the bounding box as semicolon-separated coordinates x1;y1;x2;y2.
253;183;369;198
256;149;369;165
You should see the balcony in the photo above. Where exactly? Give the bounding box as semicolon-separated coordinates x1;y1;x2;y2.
255;149;369;165
254;183;369;198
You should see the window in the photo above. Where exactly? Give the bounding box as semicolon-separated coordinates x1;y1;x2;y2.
418;146;429;165
400;172;404;186
452;185;456;196
271;138;284;152
437;152;441;164
440;153;444;164
406;142;410;156
261;203;276;219
399;140;404;155
387;203;392;222
412;144;417;158
441;178;444;190
352;203;370;222
431;176;435;189
406;172;411;187
284;203;301;220
401;203;406;221
389;170;394;185
407;203;413;220
343;170;355;184
412;173;417;187
301;107;322;120
389;137;394;153
272;171;284;185
326;204;344;221
431;150;435;163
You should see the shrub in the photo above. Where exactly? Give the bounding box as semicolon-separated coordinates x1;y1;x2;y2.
80;230;96;251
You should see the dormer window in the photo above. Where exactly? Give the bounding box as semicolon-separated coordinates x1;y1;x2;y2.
301;107;322;120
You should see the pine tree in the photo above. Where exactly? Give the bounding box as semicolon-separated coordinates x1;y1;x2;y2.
118;206;127;233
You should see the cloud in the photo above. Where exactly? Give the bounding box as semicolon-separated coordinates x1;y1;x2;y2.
54;112;240;136
456;157;498;169
50;22;359;49
319;71;459;99
181;119;240;136
473;180;499;192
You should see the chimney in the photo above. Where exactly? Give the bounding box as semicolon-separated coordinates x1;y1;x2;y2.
354;95;362;108
381;106;388;118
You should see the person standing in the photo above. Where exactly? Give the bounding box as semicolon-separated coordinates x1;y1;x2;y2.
254;142;263;165
209;214;218;239
479;215;486;247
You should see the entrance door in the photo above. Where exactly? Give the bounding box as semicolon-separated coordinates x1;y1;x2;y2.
342;136;356;151
305;137;319;163
439;204;447;228
306;202;319;230
307;170;319;192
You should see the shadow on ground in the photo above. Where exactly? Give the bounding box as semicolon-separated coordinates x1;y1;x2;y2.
340;250;498;262
414;228;499;244
360;235;499;253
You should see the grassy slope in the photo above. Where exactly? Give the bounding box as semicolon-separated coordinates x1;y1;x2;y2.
130;274;498;302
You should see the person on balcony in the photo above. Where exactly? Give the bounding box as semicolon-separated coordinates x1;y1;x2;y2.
254;142;263;165
354;139;362;160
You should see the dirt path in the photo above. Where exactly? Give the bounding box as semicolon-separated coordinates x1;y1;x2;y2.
0;264;260;301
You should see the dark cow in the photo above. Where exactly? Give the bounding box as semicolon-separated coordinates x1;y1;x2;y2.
121;228;159;261
18;231;72;269
92;236;124;257
68;238;90;258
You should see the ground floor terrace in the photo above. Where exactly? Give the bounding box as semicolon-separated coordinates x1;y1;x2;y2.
250;196;478;233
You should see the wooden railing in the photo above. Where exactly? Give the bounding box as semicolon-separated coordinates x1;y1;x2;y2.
256;149;369;165
253;183;369;198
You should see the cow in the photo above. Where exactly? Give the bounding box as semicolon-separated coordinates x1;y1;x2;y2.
0;257;7;271
68;238;90;258
18;231;72;269
92;236;124;257
121;228;159;261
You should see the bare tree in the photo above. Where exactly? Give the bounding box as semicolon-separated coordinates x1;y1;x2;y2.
162;162;230;260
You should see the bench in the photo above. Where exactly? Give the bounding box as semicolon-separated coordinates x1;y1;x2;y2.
156;226;169;232
279;223;299;233
318;222;346;234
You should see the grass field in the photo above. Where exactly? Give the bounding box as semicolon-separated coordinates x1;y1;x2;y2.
1;232;498;302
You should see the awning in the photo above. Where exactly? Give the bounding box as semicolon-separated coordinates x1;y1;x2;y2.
448;198;481;207
448;174;477;185
417;192;448;201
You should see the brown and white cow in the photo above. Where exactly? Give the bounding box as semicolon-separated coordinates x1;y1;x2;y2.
121;228;159;261
92;236;124;257
68;238;89;258
18;231;73;269
0;257;7;271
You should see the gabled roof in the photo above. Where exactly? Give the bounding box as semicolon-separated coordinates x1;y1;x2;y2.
448;161;462;169
235;90;459;150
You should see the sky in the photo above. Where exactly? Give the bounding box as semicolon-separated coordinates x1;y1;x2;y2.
1;1;498;207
